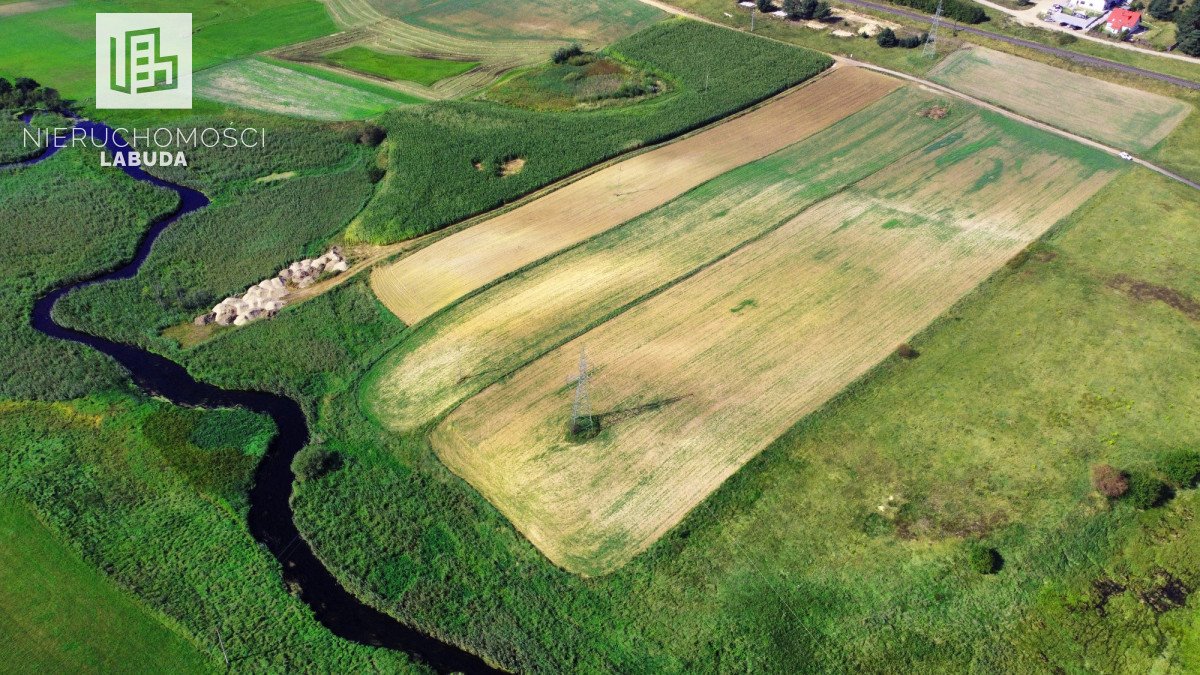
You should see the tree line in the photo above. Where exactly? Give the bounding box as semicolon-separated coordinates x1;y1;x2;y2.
0;76;68;113
1152;0;1200;55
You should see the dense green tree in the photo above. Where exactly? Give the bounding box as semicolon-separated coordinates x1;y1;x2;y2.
1176;0;1200;55
814;1;833;19
756;0;774;12
1147;0;1174;18
784;0;804;17
877;27;899;46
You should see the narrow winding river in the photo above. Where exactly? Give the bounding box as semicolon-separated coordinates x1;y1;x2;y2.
15;118;499;674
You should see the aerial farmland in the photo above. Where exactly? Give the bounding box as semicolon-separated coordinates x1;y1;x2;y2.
3;0;1200;672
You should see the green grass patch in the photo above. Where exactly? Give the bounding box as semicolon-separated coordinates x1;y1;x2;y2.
0;396;420;671
323;47;478;86
0;0;338;101
484;53;664;111
0;497;209;673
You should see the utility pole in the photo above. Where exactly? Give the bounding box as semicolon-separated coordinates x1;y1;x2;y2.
923;0;944;57
750;5;757;32
570;346;594;437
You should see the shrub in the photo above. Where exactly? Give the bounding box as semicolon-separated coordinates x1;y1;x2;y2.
896;343;920;359
862;512;894;536
966;542;1002;574
877;28;899;47
357;125;386;147
1125;470;1168;509
366;166;385;184
1159;450;1200;488
292;445;340;482
552;43;584;64
1092;464;1129;498
880;0;987;23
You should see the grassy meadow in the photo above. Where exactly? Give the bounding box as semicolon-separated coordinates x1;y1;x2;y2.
0;498;209;673
196;58;410;119
0;396;421;672
929;46;1191;152
323;47;479;86
0;0;338;102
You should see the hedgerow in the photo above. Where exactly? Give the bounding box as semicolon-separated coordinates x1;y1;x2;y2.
355;19;832;242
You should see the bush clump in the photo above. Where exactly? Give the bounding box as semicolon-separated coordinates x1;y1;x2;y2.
1092;464;1129;498
1125;470;1168;509
552;43;584;64
1159;450;1200;488
292;445;340;483
966;542;1002;574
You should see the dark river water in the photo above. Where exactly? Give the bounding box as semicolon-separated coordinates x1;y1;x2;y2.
14;117;499;674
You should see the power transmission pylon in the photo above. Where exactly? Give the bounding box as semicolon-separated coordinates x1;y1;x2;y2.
570;346;594;436
923;0;943;58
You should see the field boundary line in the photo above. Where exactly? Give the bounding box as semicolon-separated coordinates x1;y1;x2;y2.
421;118;969;430
842;54;1200;191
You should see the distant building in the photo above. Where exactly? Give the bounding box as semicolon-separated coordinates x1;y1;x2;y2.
1071;0;1108;13
1105;8;1141;33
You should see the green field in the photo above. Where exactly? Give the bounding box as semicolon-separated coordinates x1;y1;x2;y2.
929;46;1192;152
286;165;1200;672
0;0;338;102
196;58;411;119
323;46;479;86
0;498;208;673
484;53;662;110
355;19;833;242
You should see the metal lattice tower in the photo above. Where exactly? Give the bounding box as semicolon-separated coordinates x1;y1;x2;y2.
570;347;592;433
923;0;944;58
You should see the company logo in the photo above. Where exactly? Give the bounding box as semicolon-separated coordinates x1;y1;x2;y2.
96;13;191;109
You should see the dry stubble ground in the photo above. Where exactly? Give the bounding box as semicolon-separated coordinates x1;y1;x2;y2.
364;86;954;433
927;46;1191;152
432;109;1122;576
369;66;901;324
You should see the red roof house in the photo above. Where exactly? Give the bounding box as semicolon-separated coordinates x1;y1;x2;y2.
1105;8;1141;34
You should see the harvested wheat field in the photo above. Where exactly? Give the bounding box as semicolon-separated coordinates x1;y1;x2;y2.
370;66;900;324
928;46;1190;152
364;88;959;432
432;110;1122;576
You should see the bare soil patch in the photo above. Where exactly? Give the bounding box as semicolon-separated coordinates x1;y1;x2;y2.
1109;274;1200;321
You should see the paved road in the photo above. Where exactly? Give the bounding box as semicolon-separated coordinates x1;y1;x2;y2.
837;0;1200;89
